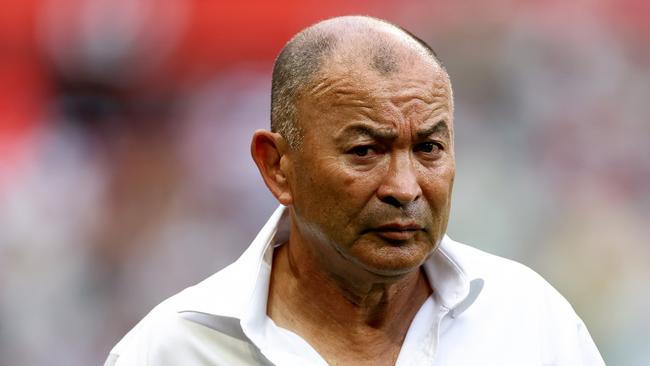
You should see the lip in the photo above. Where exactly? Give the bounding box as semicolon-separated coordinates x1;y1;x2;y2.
375;222;423;231
370;222;423;241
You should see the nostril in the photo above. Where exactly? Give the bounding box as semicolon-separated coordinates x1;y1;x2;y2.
381;196;403;208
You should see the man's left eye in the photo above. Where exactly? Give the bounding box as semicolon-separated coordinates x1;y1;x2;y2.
414;142;441;153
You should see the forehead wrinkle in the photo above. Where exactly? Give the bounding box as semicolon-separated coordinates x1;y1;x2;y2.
409;99;450;121
382;79;449;107
329;89;374;109
385;92;450;130
309;76;348;98
309;76;375;110
308;74;360;97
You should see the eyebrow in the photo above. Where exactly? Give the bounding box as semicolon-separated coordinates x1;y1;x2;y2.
334;124;398;143
335;120;451;143
416;120;451;140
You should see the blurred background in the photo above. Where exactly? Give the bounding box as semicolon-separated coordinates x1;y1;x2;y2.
1;0;648;365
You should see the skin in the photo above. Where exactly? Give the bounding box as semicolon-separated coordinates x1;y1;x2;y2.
251;20;455;366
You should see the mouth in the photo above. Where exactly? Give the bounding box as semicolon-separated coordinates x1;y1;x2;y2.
369;222;424;241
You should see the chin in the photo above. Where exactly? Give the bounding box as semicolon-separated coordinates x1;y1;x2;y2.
349;245;431;278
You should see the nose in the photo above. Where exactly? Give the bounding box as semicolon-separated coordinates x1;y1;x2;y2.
377;153;422;207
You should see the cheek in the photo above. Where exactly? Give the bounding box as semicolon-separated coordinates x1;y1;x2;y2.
293;157;381;223
420;163;455;205
314;156;379;195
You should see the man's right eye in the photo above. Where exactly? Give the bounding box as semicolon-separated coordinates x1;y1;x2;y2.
349;146;373;157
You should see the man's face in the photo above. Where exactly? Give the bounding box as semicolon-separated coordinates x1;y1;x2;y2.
287;53;455;278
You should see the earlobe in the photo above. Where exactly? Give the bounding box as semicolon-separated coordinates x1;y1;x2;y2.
250;130;293;205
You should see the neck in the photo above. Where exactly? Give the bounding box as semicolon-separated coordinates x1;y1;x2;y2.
267;231;432;365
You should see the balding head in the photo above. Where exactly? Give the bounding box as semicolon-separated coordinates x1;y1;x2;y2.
253;16;456;278
271;16;450;149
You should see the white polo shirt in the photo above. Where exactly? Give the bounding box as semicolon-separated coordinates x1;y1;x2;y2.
105;205;605;365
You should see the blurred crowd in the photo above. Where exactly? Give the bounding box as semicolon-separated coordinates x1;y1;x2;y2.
1;1;648;365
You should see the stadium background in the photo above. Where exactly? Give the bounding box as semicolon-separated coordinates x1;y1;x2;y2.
1;1;648;365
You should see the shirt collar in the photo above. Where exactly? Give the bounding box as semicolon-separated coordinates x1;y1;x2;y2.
177;205;483;321
175;205;288;320
425;236;485;317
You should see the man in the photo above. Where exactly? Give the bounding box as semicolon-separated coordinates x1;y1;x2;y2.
106;16;605;365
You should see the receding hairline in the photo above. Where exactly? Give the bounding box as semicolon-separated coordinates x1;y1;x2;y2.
301;16;443;68
270;16;450;149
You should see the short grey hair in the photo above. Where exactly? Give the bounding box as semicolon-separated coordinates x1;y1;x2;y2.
270;16;443;149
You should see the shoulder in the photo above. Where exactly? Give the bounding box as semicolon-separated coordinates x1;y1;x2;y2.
446;239;570;305
104;289;190;365
429;237;606;365
443;239;605;365
441;238;585;334
105;263;253;365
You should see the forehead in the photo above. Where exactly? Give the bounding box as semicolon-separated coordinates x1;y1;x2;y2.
302;52;452;121
324;37;443;79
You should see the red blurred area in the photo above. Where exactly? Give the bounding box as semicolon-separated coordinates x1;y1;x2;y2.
4;0;647;167
0;0;399;178
0;1;49;173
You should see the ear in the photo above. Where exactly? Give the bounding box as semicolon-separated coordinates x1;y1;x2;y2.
250;130;293;205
